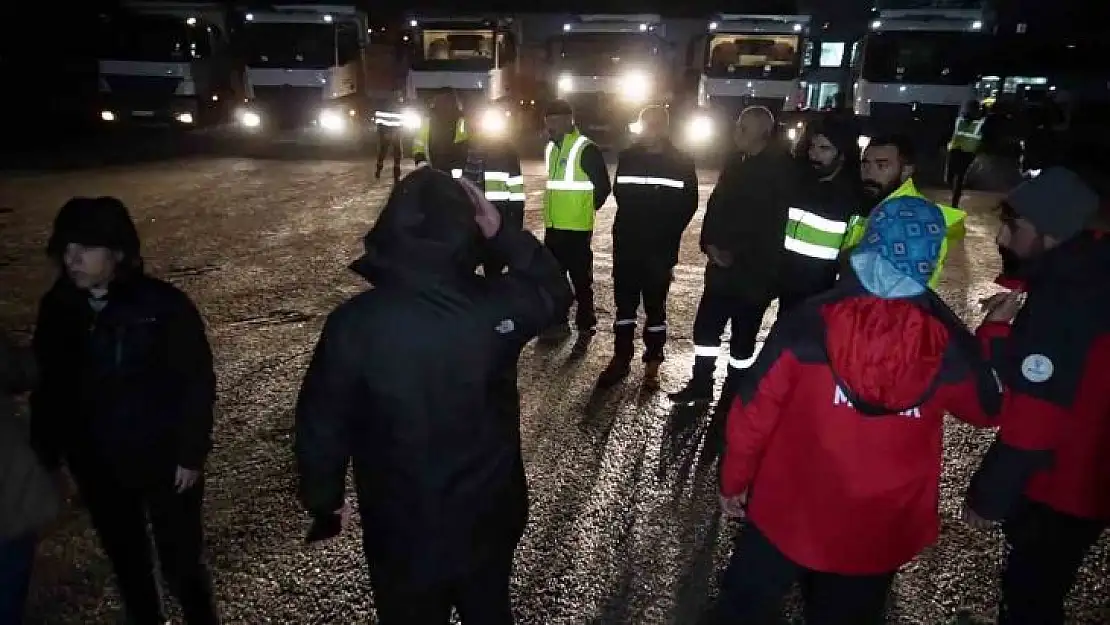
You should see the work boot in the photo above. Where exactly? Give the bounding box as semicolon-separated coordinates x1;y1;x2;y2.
597;325;635;387
539;322;572;343
642;360;662;390
668;356;716;404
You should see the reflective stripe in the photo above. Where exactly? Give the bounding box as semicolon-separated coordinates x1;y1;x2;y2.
787;208;847;235
784;207;847;260
693;344;719;357
486;191;511;201
645;324;667;332
450;169;462;178
615;175;685;189
729;354;758;370
508;192;527;202
563;135;589;183
485;171;511;182
784;236;841;260
375;111;403;126
506;175;524;186
615;319;636;326
547;180;595;190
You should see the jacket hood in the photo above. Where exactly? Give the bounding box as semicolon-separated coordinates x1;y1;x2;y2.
350;168;482;286
821;278;950;415
47;196;143;270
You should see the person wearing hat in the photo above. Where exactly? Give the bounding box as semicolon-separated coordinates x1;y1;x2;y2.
295;169;571;624
961;167;1110;625
539;99;611;341
29;197;220;625
705;196;1001;625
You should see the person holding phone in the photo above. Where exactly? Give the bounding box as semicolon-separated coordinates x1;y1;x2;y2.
294;168;571;625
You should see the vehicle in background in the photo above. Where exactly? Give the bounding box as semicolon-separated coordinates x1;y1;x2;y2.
682;14;811;153
546;14;671;148
851;6;989;157
404;15;520;141
232;4;370;140
96;1;235;127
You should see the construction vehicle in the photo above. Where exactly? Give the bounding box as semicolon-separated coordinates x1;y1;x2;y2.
546;14;671;147
232;4;371;139
95;2;235;127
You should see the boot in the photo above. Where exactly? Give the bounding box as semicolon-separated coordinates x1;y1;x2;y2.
668;356;716;404
642;360;661;390
597;326;634;387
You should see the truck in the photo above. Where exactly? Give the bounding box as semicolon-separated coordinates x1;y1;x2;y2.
681;14;812;152
403;15;520;139
232;4;371;139
546;14;671;147
95;2;235;127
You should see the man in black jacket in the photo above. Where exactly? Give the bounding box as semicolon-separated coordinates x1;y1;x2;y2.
294;168;571;625
30;197;219;625
454;131;527;276
598;106;698;389
671;106;798;405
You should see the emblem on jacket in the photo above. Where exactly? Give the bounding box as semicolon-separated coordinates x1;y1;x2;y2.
1020;354;1054;383
495;319;515;334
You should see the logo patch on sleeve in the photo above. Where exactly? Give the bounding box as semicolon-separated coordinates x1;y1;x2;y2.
1020;354;1054;383
495;319;515;334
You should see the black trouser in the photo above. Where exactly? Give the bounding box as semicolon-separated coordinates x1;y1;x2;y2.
705;524;894;625
999;498;1107;625
372;550;515;625
544;228;596;328
376;127;403;181
690;285;771;381
483;203;526;276
612;257;672;362
946;148;976;207
72;465;218;625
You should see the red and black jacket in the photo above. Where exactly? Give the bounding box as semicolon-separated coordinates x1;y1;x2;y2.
968;231;1110;521
721;277;1001;575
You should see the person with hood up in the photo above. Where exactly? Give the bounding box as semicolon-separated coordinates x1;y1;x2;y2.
777;115;866;312
0;332;60;625
704;196;1002;625
961;167;1110;625
30;197;220;625
413;88;469;171
294;168;571;625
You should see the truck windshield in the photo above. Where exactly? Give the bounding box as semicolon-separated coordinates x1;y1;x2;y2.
97;13;211;62
704;33;801;79
415;29;495;71
555;33;659;75
861;31;981;85
241;21;360;70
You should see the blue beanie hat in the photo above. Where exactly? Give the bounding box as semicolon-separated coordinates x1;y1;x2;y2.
850;196;946;299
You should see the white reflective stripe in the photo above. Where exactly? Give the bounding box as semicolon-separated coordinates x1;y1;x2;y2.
508;192;527;202
506;175;524;186
563;135;590;183
787;207;848;234
615;175;685;189
729;355;758;370
784;236;841;260
544;141;555;173
546;180;595;191
450;169;462;178
375;111;402;118
614;319;636;326
485;191;511;201
484;171;511;182
645;324;667;332
375;118;403;127
693;344;719;357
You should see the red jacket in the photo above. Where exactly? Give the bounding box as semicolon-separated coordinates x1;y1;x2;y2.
721;280;1001;575
969;232;1110;521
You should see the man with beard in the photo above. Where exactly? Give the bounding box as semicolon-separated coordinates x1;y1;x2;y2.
412;89;469;171
777;117;866;311
841;134;967;288
294;169;571;625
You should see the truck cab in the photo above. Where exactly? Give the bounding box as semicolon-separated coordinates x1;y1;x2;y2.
233;4;370;139
546;14;670;147
96;2;234;127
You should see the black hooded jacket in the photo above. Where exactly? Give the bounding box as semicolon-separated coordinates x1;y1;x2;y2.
294;169;572;584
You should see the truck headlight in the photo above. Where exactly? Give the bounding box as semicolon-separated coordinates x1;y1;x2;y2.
480;108;508;136
628;121;643;135
684;114;713;145
401;108;423;130
238;109;261;128
557;74;573;95
100;110;116;122
619;71;651;104
176;112;194;124
318;109;346;133
857;135;871;150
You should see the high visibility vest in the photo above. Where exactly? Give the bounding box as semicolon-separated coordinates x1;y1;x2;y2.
783;207;850;261
543;130;596;231
413;118;468;164
948;116;985;153
841;179;966;288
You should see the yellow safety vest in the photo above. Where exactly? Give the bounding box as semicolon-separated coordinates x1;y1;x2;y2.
412;118;468;165
543;130;596;231
948;116;985;153
841;179;966;287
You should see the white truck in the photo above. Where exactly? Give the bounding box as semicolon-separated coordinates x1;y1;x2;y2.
95;2;235;127
233;4;370;139
546;14;670;147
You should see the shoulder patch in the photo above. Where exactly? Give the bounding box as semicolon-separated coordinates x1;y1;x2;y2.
1020;353;1054;383
495;318;515;335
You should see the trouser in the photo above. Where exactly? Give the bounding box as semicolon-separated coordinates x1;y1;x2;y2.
705;524;894;625
612;258;672;362
372;549;516;625
376;129;403;181
0;534;36;625
998;498;1107;625
483;203;526;276
946;148;976;207
73;467;219;625
690;286;771;381
544;228;596;328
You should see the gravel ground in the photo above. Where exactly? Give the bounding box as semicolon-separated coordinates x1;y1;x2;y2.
0;136;1105;624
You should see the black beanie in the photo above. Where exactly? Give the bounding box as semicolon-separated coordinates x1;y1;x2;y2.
46;196;141;260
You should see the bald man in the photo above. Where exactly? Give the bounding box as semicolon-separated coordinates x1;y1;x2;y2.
598;106;698;389
670;105;801;405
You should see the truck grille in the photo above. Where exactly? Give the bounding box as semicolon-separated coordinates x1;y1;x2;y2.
103;75;183;107
250;85;326;128
706;95;785;123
